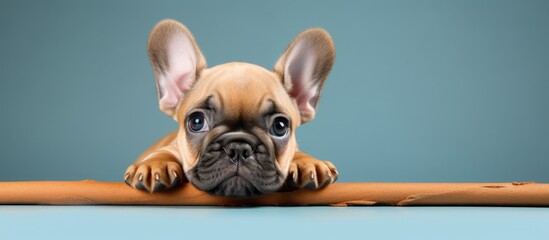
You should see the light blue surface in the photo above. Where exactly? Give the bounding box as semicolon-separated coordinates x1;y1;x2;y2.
0;206;548;239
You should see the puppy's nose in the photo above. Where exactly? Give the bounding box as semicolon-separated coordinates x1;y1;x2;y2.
224;142;254;164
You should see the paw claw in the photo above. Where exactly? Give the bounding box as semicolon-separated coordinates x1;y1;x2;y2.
303;181;316;190
169;177;181;188
288;171;297;184
319;179;330;188
124;173;132;186
135;180;149;192
286;171;299;187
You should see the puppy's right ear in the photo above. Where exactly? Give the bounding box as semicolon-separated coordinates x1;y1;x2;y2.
147;19;207;118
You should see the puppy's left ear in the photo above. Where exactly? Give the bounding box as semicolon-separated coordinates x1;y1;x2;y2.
147;19;207;118
275;28;335;124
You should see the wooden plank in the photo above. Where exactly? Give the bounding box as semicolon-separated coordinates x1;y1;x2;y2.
1;181;548;206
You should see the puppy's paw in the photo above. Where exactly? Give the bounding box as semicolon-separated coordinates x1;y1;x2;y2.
286;156;338;190
124;158;185;193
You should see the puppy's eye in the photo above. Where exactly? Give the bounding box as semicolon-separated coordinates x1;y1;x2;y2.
187;112;209;133
269;117;289;137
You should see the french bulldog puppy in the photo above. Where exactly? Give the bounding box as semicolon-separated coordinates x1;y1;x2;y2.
124;19;338;197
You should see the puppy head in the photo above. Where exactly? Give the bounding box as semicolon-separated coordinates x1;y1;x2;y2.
147;19;335;197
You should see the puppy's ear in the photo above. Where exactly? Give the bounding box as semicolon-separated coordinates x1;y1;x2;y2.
147;19;207;117
274;28;335;124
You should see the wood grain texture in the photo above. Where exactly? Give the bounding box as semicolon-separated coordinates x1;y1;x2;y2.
1;181;548;206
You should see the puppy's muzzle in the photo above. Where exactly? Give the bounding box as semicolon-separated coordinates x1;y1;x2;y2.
187;131;284;197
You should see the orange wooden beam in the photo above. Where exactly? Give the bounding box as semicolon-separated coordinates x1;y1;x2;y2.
1;180;548;206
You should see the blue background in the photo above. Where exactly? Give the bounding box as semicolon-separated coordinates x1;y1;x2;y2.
1;0;548;183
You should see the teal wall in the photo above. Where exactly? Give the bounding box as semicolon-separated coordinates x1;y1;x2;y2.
1;0;548;182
